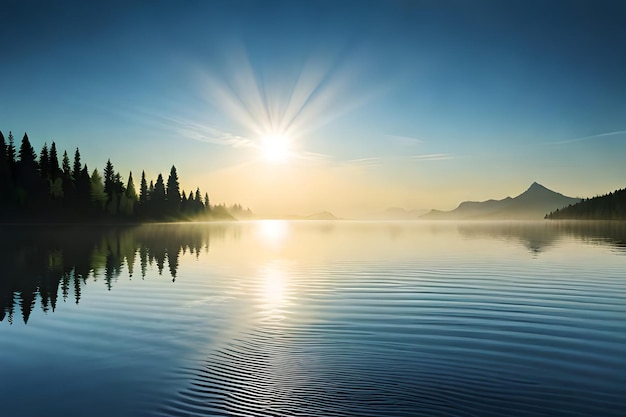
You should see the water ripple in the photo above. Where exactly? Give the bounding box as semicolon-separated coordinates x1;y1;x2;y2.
156;259;626;417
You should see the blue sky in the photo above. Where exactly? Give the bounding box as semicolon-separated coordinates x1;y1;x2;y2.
1;0;625;215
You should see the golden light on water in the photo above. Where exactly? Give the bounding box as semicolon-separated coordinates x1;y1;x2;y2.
261;264;286;305
257;220;289;247
254;221;292;321
257;261;291;323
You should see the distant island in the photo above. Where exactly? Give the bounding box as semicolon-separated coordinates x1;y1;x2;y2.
281;211;339;220
546;187;626;220
422;182;580;220
0;131;246;223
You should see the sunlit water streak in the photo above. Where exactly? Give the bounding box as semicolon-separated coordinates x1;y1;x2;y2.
0;221;625;417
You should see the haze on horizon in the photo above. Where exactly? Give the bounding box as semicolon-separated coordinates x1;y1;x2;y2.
1;1;625;218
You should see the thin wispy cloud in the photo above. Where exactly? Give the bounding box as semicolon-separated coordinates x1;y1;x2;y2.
296;151;333;162
137;111;256;149
295;152;381;168
547;130;626;145
338;157;382;167
385;135;423;146
410;153;454;161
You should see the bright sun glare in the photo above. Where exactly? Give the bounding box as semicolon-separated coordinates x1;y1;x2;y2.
260;134;291;163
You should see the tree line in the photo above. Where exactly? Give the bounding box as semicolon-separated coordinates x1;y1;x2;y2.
546;187;626;220
0;130;236;222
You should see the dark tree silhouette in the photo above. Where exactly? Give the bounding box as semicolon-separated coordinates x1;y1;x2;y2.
72;148;82;185
61;151;71;180
90;168;106;210
16;133;41;208
121;172;137;215
166;165;181;216
103;159;115;199
0;130;248;222
39;143;50;179
76;164;91;201
7;131;17;174
154;174;165;200
139;170;148;207
126;172;137;201
150;173;166;217
18;133;38;172
49;142;60;179
546;188;626;220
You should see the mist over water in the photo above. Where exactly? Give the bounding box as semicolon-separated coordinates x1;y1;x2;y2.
1;221;625;416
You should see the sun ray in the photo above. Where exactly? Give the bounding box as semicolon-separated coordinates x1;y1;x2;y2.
190;42;378;165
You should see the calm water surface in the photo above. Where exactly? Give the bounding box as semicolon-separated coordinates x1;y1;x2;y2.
1;221;625;417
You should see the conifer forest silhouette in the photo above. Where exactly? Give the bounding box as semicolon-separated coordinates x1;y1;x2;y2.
0;130;246;222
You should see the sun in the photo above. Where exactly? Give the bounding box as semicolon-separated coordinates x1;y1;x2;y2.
260;133;291;163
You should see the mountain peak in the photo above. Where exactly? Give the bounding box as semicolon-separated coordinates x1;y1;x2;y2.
520;182;557;196
422;181;579;220
516;182;573;202
528;182;547;191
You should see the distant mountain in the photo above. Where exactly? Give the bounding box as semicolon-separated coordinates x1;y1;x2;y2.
305;211;338;220
546;187;626;220
422;182;580;220
376;207;429;220
281;211;339;220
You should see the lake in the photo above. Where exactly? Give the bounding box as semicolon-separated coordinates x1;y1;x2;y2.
1;221;625;417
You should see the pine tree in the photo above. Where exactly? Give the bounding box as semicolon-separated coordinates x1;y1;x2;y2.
125;171;137;201
204;192;210;210
105;171;125;216
166;165;181;214
120;173;135;216
76;164;91;199
90;168;107;210
62;151;72;180
15;133;40;207
7;132;16;174
18;133;38;169
72;148;82;185
49;142;60;179
114;172;125;195
122;171;137;216
139;170;148;205
17;133;39;190
151;173;166;217
154;174;165;198
191;188;201;214
103;159;115;198
39;143;50;179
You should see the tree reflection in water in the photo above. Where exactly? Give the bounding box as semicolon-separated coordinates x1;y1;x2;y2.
0;224;231;324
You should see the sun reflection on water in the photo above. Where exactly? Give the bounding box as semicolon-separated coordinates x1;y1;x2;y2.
257;219;289;248
257;261;291;323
